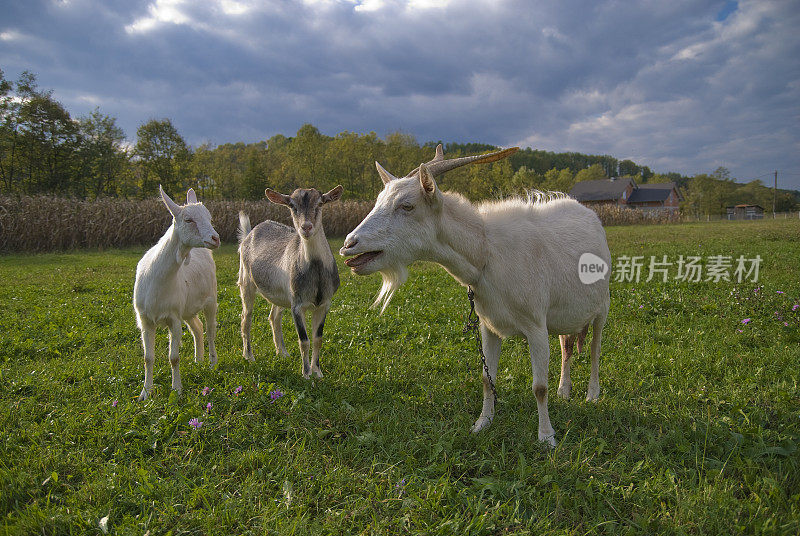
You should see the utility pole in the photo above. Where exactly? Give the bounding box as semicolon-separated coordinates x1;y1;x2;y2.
773;170;777;218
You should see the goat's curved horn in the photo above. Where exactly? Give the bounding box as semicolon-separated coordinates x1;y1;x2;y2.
405;146;519;178
375;161;397;185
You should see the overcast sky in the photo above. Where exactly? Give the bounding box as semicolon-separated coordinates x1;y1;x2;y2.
2;0;799;188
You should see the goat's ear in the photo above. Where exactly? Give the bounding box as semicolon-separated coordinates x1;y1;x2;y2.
419;164;439;202
322;185;343;204
186;188;198;204
375;161;396;185
265;188;291;206
160;185;181;218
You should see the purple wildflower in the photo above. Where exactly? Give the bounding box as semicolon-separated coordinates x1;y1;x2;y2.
188;418;203;430
736;329;743;333
777;291;785;294
784;322;789;327
234;385;243;395
205;402;212;412
112;399;118;407
202;386;213;396
741;318;751;324
793;304;799;312
269;389;284;403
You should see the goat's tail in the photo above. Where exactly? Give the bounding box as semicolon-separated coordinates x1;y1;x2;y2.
238;211;252;243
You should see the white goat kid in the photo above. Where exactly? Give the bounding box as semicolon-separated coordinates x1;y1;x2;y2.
238;186;342;378
133;186;220;401
340;146;611;446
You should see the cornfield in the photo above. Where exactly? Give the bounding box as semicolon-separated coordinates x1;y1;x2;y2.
0;196;375;253
0;196;688;253
589;203;681;226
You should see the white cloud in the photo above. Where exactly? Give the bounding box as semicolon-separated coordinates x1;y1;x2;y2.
125;0;192;34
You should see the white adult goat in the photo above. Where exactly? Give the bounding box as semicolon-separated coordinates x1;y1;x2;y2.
133;186;220;401
340;146;611;446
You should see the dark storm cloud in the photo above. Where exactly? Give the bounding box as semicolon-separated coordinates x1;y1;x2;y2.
1;0;798;186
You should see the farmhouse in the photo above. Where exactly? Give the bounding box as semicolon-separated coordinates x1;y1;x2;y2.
726;204;765;220
569;178;682;214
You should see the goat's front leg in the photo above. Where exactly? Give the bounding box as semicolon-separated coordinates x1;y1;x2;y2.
291;304;312;378
186;315;204;363
310;304;330;379
167;317;183;394
138;321;156;401
471;323;500;433
528;327;556;447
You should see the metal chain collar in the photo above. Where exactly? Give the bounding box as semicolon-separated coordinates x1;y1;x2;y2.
464;286;497;408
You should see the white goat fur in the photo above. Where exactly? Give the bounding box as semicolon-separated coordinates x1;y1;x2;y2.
133;187;220;401
341;162;610;446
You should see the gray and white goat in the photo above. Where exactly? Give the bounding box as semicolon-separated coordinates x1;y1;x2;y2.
238;185;343;378
340;146;611;446
133;186;220;400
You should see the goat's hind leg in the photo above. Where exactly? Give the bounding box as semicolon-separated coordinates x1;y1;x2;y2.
205;300;218;368
167;317;183;394
239;276;257;363
471;323;500;433
557;334;575;399
528;327;556;447
587;315;606;402
269;305;290;358
186;315;204;364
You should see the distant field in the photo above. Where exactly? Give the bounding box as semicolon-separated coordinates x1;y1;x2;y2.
1;220;799;534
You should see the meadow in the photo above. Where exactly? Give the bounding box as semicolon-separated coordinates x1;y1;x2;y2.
1;219;799;535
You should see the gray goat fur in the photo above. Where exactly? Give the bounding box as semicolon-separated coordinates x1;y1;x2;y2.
237;186;342;378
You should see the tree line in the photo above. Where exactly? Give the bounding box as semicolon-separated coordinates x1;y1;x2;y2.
1;70;796;213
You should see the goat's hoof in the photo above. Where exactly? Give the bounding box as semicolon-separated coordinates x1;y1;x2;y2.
209;358;218;369
539;433;557;448
138;389;150;401
470;416;492;433
557;384;571;399
586;387;600;402
244;354;255;363
311;367;324;378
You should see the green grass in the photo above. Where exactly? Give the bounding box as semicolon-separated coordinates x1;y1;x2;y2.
1;219;799;535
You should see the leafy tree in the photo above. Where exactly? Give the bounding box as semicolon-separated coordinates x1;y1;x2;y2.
541;168;575;193
17;86;80;194
77;109;128;198
618;159;640;177
134;118;190;196
574;163;607;183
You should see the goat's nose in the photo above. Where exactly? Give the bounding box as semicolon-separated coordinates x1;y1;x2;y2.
343;236;358;250
211;235;220;246
301;222;313;233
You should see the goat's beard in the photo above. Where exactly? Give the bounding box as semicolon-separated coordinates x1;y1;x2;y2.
372;265;409;314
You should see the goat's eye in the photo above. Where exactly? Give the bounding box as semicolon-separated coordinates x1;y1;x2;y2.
185;218;194;223
401;203;414;212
